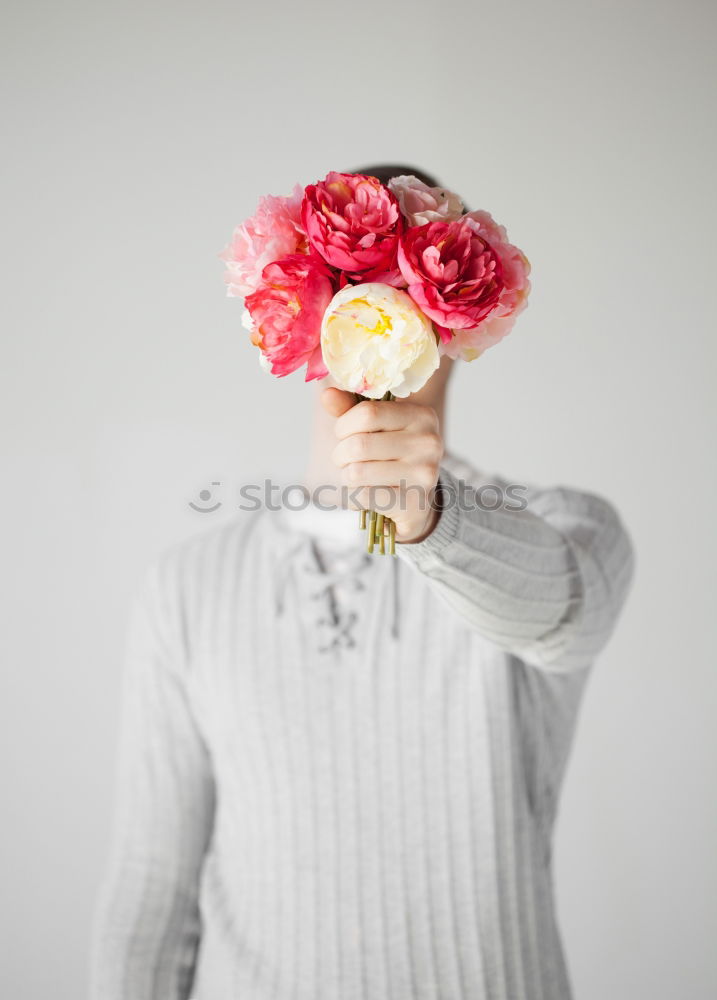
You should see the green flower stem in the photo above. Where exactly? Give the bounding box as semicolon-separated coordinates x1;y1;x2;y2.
375;512;385;543
367;510;377;553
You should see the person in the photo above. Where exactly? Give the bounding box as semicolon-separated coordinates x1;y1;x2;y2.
90;164;635;1000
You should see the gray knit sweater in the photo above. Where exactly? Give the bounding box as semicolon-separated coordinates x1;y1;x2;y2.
90;451;634;1000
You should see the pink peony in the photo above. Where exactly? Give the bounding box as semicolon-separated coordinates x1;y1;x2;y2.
398;218;504;336
398;210;530;350
244;253;334;380
440;211;531;361
220;184;308;298
301;172;403;284
388;174;464;226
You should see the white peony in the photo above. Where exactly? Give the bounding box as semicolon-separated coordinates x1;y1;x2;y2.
320;283;440;399
388;174;464;226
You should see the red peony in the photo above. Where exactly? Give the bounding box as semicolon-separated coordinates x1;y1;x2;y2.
397;218;505;337
301;172;403;285
244;253;334;380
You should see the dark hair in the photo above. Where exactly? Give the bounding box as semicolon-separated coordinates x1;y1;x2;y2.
347;163;469;211
347;163;442;188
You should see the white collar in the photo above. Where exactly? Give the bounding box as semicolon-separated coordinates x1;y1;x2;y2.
278;494;360;547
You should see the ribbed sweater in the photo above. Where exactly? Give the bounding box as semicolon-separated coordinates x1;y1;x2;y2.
90;451;635;1000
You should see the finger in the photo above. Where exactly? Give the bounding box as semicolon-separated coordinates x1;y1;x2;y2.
332;430;419;468
335;398;434;440
345;484;398;513
346;484;437;527
320;387;356;419
345;459;439;492
343;459;417;488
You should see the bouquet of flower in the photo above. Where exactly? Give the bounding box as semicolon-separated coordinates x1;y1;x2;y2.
220;171;531;554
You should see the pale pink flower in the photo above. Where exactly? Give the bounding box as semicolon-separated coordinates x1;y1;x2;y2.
388;174;464;226
220;184;308;298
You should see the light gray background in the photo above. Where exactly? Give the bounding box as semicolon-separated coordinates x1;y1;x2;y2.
2;0;715;997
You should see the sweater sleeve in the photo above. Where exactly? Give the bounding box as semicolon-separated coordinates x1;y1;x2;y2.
396;462;635;672
89;556;216;1000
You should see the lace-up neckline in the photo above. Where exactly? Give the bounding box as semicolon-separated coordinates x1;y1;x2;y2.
268;501;402;648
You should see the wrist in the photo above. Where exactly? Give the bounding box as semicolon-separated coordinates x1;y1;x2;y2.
399;503;441;545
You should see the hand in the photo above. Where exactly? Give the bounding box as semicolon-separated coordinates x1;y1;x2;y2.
321;387;444;544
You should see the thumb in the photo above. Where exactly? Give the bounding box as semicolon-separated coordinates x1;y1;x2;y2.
320;386;357;418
